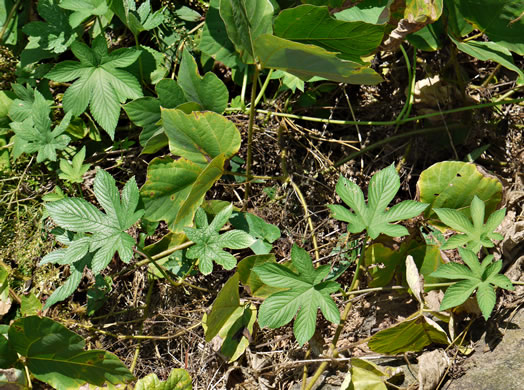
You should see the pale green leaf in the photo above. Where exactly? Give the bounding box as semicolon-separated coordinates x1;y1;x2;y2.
255;34;383;84
218;230;256;249
435;196;506;253
134;368;192;390
368;315;449;354
177;49;229;113
205;273;240;342
439;279;478;310
476;282;496;320
47;37;142;139
163;109;241;166
330;164;428;239
254;244;340;345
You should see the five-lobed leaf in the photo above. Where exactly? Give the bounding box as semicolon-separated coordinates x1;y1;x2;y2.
431;248;514;320
434;195;506;253
253;245;340;346
47;35;143;139
328;164;428;239
184;205;255;275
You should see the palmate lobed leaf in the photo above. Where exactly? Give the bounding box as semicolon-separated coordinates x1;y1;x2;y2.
329;164;428;239
10;90;72;163
59;146;91;183
43;169;143;306
253;245;340;346
434;195;506;253
184;205;255;275
431;248;514;320
47;35;143;139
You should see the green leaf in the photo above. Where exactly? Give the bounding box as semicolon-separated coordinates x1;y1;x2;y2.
329;164;428;239
237;254;287;298
163;109;241;165
218;304;257;362
0;334;18;369
476;282;496;321
177;49;229;113
434;196;506;253
219;0;274;63
113;0;164;36
199;0;244;69
44;170;143;305
334;0;392;25
343;358;394;390
47;36;142;139
364;240;444;287
417;161;503;220
230;211;281;255
141;155;225;232
450;36;524;80
20;293;41;316
8;316;134;388
204;273;241;342
255;34;383;85
185;205;255;274
430;248;513;318
10;98;72;163
58;146;91;183
0;264;9;304
254;245;340;346
22;0;78;58
368;315;449;354
439;279;478;310
134;368;192;390
453;0;524;55
44;254;91;309
9;85;52;123
59;0;110;28
274;5;384;62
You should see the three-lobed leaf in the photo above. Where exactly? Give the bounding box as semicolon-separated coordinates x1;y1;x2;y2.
59;146;91;183
329;164;428;239
253;245;340;346
47;35;143;139
434;195;505;253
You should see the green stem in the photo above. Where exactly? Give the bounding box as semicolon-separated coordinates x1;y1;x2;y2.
132;248;208;292
244;65;261;206
130;278;154;373
254;69;273;107
290;180;319;261
333;124;462;168
240;67;249;109
305;235;368;390
134;34;145;84
254;98;523;127
396;45;417;122
0;0;21;43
